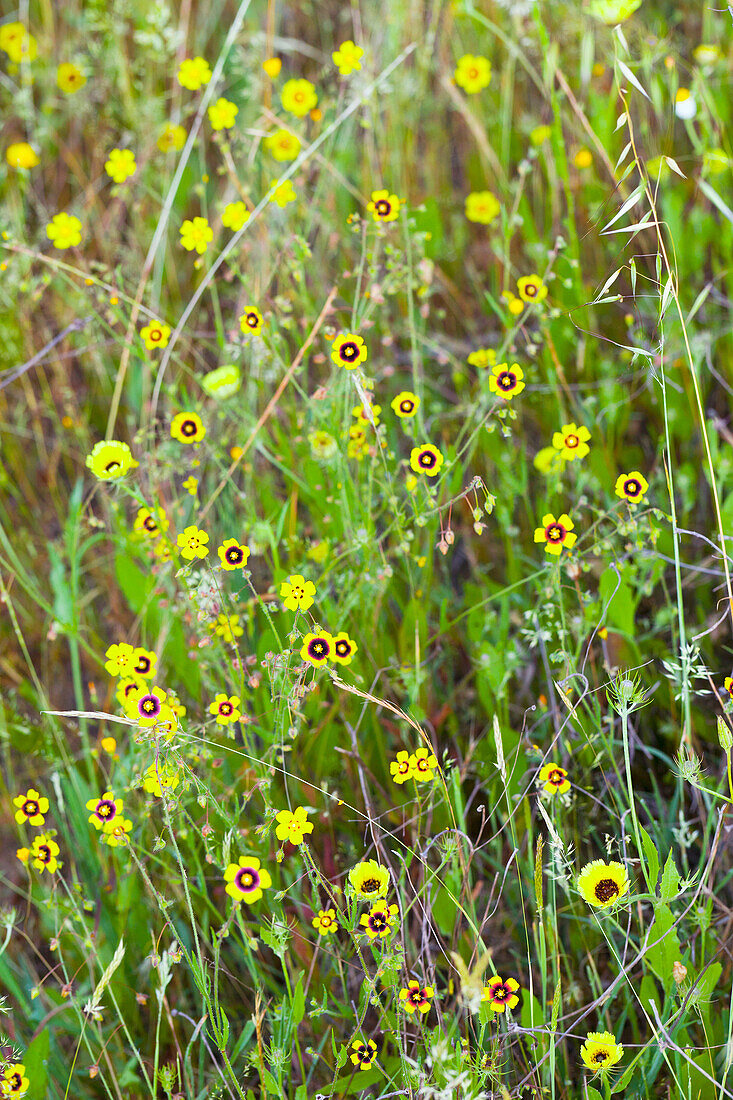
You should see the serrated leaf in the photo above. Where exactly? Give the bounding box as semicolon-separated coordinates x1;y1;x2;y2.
660;850;680;901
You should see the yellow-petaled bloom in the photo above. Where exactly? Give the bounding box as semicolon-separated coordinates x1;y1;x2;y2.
533;513;577;557
410;443;443;477
454;54;491;93
333;40;364;76
239;307;263;334
391;391;420;418
264;128;301;161
103;817;133;847
219;205;248;235
615;471;648;504
57;63;86;93
46;212;82;249
116;675;145;707
224;856;272;902
502;291;525;315
390;750;415;785
218;539;250;570
262;56;281;77
580;1032;624;1075
178;57;212;90
312;908;338;935
331;332;367;370
360;902;399;938
171;412;206;444
281;78;317;117
574;147;593;169
180;216;213;254
300;631;333;667
331;631;358;665
208;97;238;130
399;980;434;1015
133;506;169;540
209;693;241;726
28;833;61;873
489;363;525;399
0;22;32;61
349;859;390;899
538;763;570;794
350;1039;378;1070
6;142;39;169
465;190;500;224
104;641;135;676
86;440;138;480
309;430;338;459
140;320;171;350
275;806;314;845
552;423;591;461
517;274;548;303
352;402;381;427
367;189;401;223
126;685;170;726
182;476;198;496
467;348;496;369
1;1063;30;1098
410;746;438;781
270;178;297;207
157;123;186;152
13;788;49;826
177;525;210;560
578;860;629;909
482;976;520;1012
280;574;316;611
86;791;123;832
724;676;733;700
104;148;136;183
142;762;180;797
131;647;157;678
213;613;243;641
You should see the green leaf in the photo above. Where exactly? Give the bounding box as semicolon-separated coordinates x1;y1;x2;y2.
23;1028;49;1100
639;826;660;895
292;973;306;1026
599;566;636;635
586;1089;603;1100
660;851;680;902
644;904;682;984
262;1069;280;1094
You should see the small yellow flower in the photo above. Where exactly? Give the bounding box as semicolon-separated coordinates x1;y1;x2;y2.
57;63;86;93
454;54;491;94
157;123;186;152
0;23;31;62
104;148;136;183
6;142;38;169
367;188;401;222
86;791;124;831
177;57;212;90
552;423;590;461
86;440;137;480
332;40;364;76
350;1039;378;1070
177;525;210;560
221;201;249;231
224;856;272;902
275;806;314;845
331;631;357;665
280;574;316;611
349;859;390;899
264;128;301;161
580;1031;624;1074
312;909;338;934
140;320;171;350
281;78;317;117
574;147;593;169
489;363;524;399
208;97;238;130
410;444;443;477
300;631;333;667
482;976;520;1012
502;291;525;315
517;274;548;303
262;57;282;78
240;307;264;334
103;818;133;847
142;762;180;797
28;833;61;873
331;332;367;369
269;179;296;207
13;788;49;826
391;391;420;418
209;693;241;726
1;1063;30;1098
577;860;629;908
133;506;169;540
533;513;577;556
218;538;250;570
465;190;500;225
399;980;434;1014
467;348;496;369
180;216;213;254
46;212;82;249
360;902;399;938
410;746;437;781
390;750;415;785
182;475;198;496
213;613;243;641
104;642;135;676
171;411;206;444
538;763;570;794
615;471;648;503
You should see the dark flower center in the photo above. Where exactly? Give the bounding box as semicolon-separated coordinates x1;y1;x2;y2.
492;985;508;1000
97;800;116;819
565;434;578;448
370;913;386;930
624;479;640;497
181;420;197;436
23;800;39;817
150;329;161;341
225;547;244;564
400;399;415;413
376;199;391;215
418;450;436;469
361;877;380;893
37;845;51;863
593;1050;609;1064
245;313;259;327
105;460;121;473
340;342;359;361
9;1073;22;1090
549;769;565;786
525;283;538;297
308;638;329;659
135;655;152;673
594;878;620;903
409;988;425;1004
143;516;158;531
219;702;233;716
335;639;351;656
235;867;259;892
545;523;565;543
497;371;515;390
140;695;161;717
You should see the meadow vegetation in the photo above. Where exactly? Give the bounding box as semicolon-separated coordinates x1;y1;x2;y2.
1;1;733;1097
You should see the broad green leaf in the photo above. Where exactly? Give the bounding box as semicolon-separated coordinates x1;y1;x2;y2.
660;851;680;902
639;826;660;894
